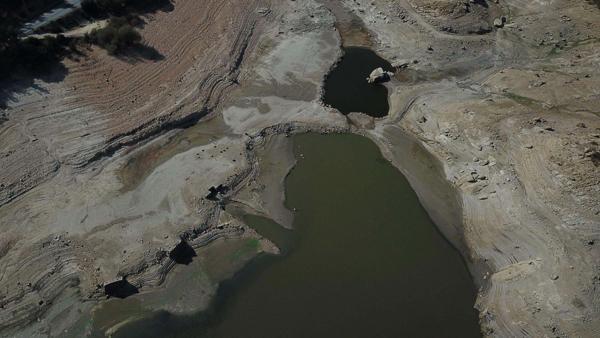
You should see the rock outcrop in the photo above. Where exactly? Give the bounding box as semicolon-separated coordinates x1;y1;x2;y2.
367;67;394;83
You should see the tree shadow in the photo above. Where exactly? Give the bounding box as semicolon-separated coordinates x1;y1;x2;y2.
116;43;164;63
36;0;175;35
104;278;139;299
51;0;75;10
1;0;175;108
84;0;176;20
143;0;175;14
2;0;70;23
0;54;69;110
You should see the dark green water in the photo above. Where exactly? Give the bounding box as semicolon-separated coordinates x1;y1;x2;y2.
322;47;394;117
113;133;481;338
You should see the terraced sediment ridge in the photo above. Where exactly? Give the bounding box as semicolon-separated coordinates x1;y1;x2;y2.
0;0;267;206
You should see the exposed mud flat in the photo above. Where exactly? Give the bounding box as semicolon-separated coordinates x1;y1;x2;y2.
0;0;599;337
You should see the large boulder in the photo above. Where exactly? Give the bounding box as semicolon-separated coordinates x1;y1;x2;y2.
367;67;394;84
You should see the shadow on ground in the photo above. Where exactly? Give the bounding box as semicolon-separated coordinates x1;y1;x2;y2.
0;63;68;110
0;39;73;110
117;43;165;63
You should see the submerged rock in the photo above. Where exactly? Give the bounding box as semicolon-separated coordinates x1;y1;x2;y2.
367;67;394;84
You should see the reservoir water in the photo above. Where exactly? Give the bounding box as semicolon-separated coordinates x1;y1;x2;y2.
112;133;481;338
322;47;394;118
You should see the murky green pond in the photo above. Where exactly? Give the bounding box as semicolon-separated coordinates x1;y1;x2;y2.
112;133;481;338
322;47;394;117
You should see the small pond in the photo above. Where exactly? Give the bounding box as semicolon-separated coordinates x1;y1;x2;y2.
322;47;394;118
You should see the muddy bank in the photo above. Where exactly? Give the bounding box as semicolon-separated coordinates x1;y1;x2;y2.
319;0;488;297
229;133;296;229
320;0;373;48
367;126;489;287
0;1;346;334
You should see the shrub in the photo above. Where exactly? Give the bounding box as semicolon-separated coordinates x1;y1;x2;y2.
87;17;141;54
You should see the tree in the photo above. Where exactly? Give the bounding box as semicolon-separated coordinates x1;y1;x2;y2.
87;16;142;54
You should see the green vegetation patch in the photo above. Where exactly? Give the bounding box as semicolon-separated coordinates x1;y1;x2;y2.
85;17;141;54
